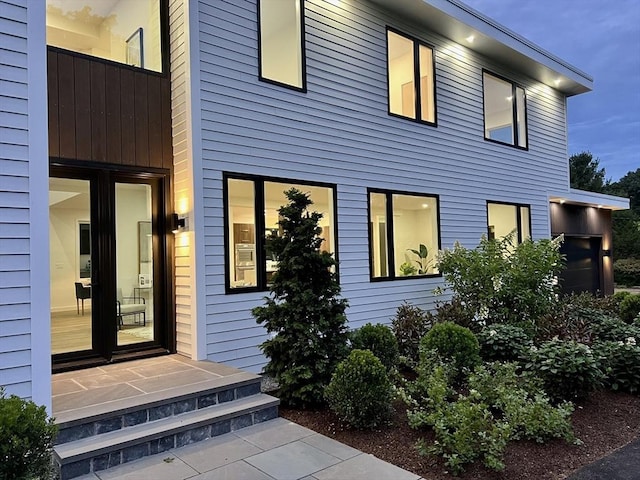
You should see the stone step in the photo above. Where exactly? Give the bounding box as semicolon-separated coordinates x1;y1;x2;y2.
54;393;280;480
55;371;261;445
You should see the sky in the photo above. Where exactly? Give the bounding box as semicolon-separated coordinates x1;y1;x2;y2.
463;0;640;182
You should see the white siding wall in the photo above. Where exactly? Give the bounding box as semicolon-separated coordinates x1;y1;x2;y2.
0;0;50;406
192;0;569;371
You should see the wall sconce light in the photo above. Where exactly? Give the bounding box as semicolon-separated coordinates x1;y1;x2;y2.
171;213;187;233
602;249;611;257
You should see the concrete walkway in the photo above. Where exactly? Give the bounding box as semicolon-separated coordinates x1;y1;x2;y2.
74;417;423;480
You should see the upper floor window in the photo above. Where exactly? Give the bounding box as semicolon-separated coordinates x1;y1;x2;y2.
483;71;527;148
46;0;163;73
369;189;440;280
225;174;335;292
387;28;436;125
258;0;306;91
487;201;531;243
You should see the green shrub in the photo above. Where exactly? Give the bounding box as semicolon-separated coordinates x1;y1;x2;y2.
620;294;640;323
391;302;432;366
325;349;393;428
536;293;611;343
614;259;640;287
526;340;602;401
0;388;58;480
351;323;399;371
420;322;480;375
477;324;532;362
468;363;575;444
252;189;349;407
593;340;640;393
590;316;640;343
433;298;477;332
437;234;563;330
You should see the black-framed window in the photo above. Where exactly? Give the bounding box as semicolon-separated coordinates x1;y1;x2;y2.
483;71;527;148
368;189;441;280
46;0;166;73
224;173;336;292
487;201;531;244
258;0;307;91
386;28;436;125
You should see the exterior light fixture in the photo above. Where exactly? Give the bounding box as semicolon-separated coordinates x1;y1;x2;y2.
602;249;611;257
466;35;475;43
171;213;187;233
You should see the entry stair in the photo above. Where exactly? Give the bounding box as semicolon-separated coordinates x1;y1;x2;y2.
53;371;279;479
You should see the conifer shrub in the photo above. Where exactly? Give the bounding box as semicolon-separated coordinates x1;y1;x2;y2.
325;349;393;428
350;323;399;372
253;189;349;407
0;388;58;480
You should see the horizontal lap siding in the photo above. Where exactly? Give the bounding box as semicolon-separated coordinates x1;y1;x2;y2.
0;0;32;397
194;0;569;371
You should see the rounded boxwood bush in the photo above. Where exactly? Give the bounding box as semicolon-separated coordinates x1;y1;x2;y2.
477;324;533;362
526;340;602;401
325;349;393;428
592;340;640;394
620;294;640;324
420;322;480;374
0;388;58;480
351;323;399;371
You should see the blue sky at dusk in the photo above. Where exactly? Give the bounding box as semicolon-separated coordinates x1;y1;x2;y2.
464;0;640;181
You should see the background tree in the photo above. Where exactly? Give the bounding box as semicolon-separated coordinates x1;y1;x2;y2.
606;169;640;261
253;188;349;407
569;152;608;192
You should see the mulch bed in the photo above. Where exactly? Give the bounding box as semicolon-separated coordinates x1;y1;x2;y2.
280;390;640;479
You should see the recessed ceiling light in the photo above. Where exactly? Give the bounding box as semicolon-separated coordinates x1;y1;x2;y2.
466;35;475;43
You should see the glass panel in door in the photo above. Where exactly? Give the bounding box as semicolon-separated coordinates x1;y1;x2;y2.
115;182;155;346
50;178;93;354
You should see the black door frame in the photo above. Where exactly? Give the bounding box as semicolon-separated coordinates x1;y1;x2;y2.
50;161;175;372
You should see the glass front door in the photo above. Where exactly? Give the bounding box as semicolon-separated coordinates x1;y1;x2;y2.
49;167;169;367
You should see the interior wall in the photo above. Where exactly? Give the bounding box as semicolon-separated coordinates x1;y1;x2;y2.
488;203;517;239
260;0;302;86
392;208;437;275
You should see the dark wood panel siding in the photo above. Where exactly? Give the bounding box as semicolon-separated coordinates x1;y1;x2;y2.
47;48;172;169
550;203;614;295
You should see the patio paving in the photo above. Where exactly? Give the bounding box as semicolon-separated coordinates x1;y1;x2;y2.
73;417;424;480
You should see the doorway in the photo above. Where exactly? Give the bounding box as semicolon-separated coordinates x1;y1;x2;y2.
559;236;602;295
49;165;173;370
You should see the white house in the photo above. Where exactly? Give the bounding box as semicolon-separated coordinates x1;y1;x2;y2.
0;0;629;413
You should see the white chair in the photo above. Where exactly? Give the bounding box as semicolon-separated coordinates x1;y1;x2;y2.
116;288;146;329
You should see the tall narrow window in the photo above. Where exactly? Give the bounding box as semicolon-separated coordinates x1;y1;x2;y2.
225;174;336;292
369;190;440;280
259;0;306;91
487;201;531;243
483;71;528;148
387;28;436;125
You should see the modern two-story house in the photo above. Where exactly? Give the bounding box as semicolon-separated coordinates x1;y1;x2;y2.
0;0;630;415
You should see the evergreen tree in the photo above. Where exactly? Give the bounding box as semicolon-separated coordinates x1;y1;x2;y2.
569;152;608;192
253;188;349;407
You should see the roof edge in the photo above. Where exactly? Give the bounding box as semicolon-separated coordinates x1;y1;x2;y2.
549;189;630;211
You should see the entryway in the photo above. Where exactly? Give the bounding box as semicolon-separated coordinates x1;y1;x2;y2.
558;236;602;295
49;164;173;371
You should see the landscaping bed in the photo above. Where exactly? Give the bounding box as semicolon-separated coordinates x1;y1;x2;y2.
281;390;640;479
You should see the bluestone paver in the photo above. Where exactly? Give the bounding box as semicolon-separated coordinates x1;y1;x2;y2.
245;440;341;480
301;433;361;460
172;434;263;472
312;452;422;480
234;417;315;450
95;454;198;480
190;460;275;480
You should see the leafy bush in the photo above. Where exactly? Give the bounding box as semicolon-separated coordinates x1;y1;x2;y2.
351;323;399;372
614;259;640;287
526;340;602;401
420;322;480;375
437;234;563;331
477;324;533;362
0;388;58;480
391;302;432;367
468;363;575;444
593;340;640;393
325;349;393;428
620;294;640;323
253;189;349;407
433;298;477;332
406;362;575;474
590;316;640;343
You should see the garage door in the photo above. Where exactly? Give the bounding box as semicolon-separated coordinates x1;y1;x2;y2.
558;237;601;295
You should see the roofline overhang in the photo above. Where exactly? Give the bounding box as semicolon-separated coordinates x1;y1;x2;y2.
549;189;630;211
368;0;593;96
